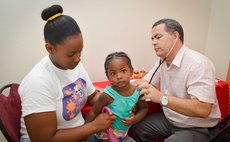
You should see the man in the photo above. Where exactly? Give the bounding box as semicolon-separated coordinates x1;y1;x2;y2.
132;18;221;142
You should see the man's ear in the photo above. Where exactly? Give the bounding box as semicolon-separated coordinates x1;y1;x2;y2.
45;43;54;54
173;31;179;40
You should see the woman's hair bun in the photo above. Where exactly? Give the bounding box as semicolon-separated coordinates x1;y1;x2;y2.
41;5;63;21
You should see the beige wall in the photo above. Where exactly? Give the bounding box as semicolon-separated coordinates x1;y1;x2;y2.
0;132;7;142
205;0;230;80
0;0;211;87
0;0;229;140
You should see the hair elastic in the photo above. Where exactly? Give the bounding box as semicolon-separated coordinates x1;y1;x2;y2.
102;106;112;115
47;13;62;21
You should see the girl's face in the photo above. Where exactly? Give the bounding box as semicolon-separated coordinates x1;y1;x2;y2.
47;34;83;70
106;57;133;88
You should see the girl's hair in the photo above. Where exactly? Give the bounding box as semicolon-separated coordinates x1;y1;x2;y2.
104;51;133;74
41;5;81;46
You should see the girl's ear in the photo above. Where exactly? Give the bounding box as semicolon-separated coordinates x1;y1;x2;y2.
130;67;134;77
45;43;55;54
105;71;110;80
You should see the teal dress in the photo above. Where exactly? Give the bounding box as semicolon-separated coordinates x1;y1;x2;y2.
104;86;140;131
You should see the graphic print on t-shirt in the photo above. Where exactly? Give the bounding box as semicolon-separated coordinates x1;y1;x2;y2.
62;78;87;120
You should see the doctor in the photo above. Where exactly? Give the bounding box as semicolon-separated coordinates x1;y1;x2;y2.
132;18;221;142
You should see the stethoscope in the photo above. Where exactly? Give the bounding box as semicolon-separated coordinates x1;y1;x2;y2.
148;37;178;84
144;38;177;101
148;57;166;84
142;58;166;101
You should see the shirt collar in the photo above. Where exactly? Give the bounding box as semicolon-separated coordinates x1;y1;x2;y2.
171;45;187;68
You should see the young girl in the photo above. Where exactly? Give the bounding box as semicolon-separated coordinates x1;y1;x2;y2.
85;51;148;142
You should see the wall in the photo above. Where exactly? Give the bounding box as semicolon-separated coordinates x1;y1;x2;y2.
4;0;230;141
205;0;230;80
0;0;211;88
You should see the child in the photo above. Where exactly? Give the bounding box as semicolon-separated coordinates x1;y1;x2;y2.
85;51;148;142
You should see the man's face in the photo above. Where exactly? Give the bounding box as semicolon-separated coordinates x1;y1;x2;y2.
151;24;176;59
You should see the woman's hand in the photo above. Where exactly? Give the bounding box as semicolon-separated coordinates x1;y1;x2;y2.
92;112;116;131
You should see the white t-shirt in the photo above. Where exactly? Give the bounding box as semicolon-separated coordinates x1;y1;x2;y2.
19;55;95;138
144;45;221;128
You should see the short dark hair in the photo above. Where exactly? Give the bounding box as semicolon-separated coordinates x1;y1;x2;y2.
104;51;133;75
41;5;81;46
152;18;184;43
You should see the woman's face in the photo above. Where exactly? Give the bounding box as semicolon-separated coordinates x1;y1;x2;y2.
48;34;83;70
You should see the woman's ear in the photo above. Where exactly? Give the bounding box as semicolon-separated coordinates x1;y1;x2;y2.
45;43;54;54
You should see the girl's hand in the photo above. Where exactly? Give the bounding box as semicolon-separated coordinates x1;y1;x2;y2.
122;111;136;126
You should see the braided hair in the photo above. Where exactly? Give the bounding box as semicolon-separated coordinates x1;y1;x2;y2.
104;51;133;75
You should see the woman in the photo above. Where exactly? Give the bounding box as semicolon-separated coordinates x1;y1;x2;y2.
19;4;116;142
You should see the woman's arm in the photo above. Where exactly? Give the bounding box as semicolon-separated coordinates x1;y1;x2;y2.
24;109;116;142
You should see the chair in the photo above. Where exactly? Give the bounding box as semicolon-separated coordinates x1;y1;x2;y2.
210;114;230;142
0;83;21;142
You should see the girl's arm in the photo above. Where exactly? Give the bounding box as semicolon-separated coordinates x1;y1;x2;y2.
134;99;148;123
122;99;148;126
85;92;112;123
86;89;101;106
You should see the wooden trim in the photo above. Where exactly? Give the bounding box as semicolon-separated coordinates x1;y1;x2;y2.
227;61;230;115
227;61;230;84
